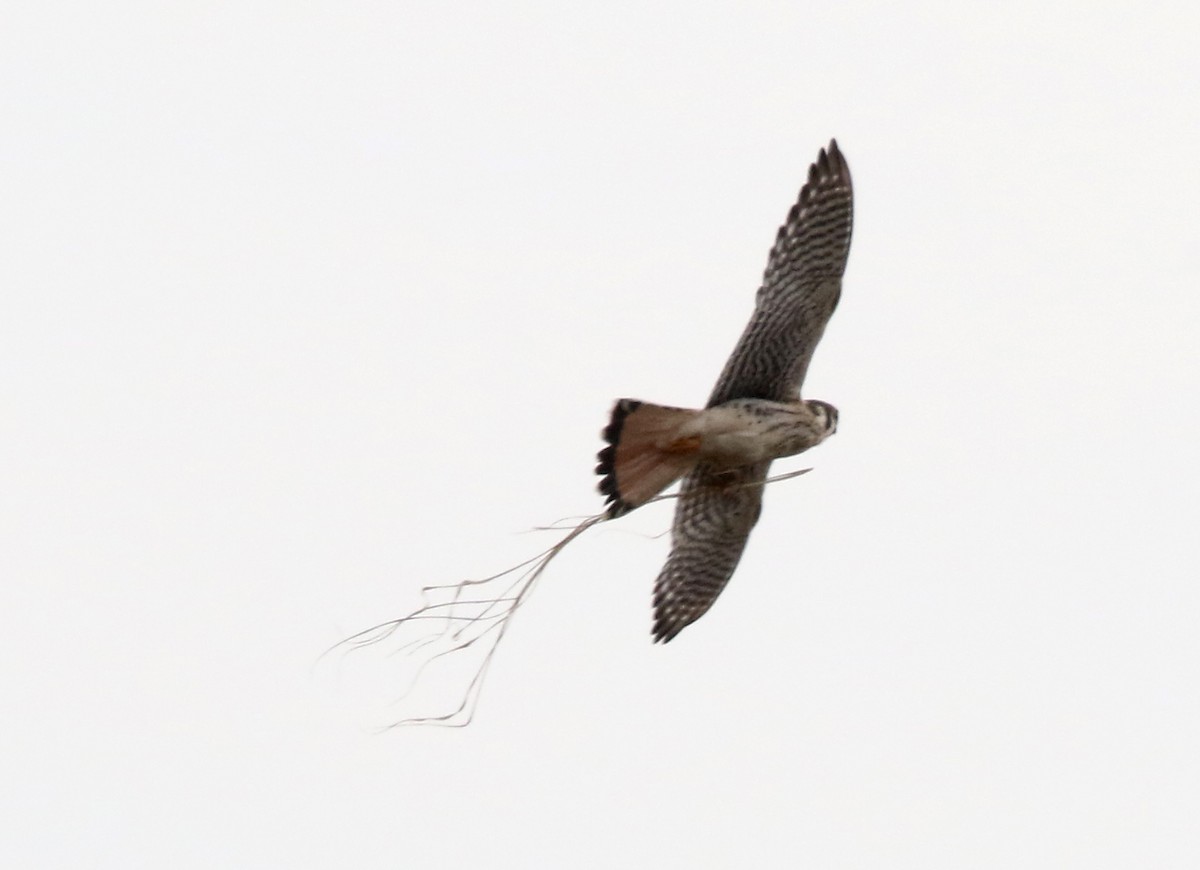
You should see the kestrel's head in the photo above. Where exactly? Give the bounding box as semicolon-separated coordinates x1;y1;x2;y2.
805;399;839;438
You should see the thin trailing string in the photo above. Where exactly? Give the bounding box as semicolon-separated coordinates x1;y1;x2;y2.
323;466;812;729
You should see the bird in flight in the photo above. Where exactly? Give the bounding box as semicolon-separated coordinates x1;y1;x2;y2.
596;139;852;641
333;140;852;726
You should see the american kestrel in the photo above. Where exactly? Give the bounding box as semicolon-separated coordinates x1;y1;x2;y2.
336;141;853;727
596;140;853;642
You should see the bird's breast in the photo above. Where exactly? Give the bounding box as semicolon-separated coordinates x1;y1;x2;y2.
685;399;824;466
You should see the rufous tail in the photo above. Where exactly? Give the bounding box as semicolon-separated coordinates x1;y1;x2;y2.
596;399;704;518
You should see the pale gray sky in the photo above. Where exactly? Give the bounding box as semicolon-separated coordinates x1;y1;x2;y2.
4;3;1199;867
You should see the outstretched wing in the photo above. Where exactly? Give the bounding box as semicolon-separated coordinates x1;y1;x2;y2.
708;139;853;406
652;141;853;641
652;461;768;642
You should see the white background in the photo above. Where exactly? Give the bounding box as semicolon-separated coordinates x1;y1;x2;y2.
4;3;1199;867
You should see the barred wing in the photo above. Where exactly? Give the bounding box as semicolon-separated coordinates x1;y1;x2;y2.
708;140;853;406
652;462;767;642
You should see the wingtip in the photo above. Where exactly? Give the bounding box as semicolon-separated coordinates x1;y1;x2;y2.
825;138;850;182
817;138;848;177
651;622;679;644
652;597;693;643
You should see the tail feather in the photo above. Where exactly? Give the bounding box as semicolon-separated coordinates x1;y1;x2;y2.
597;399;703;517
